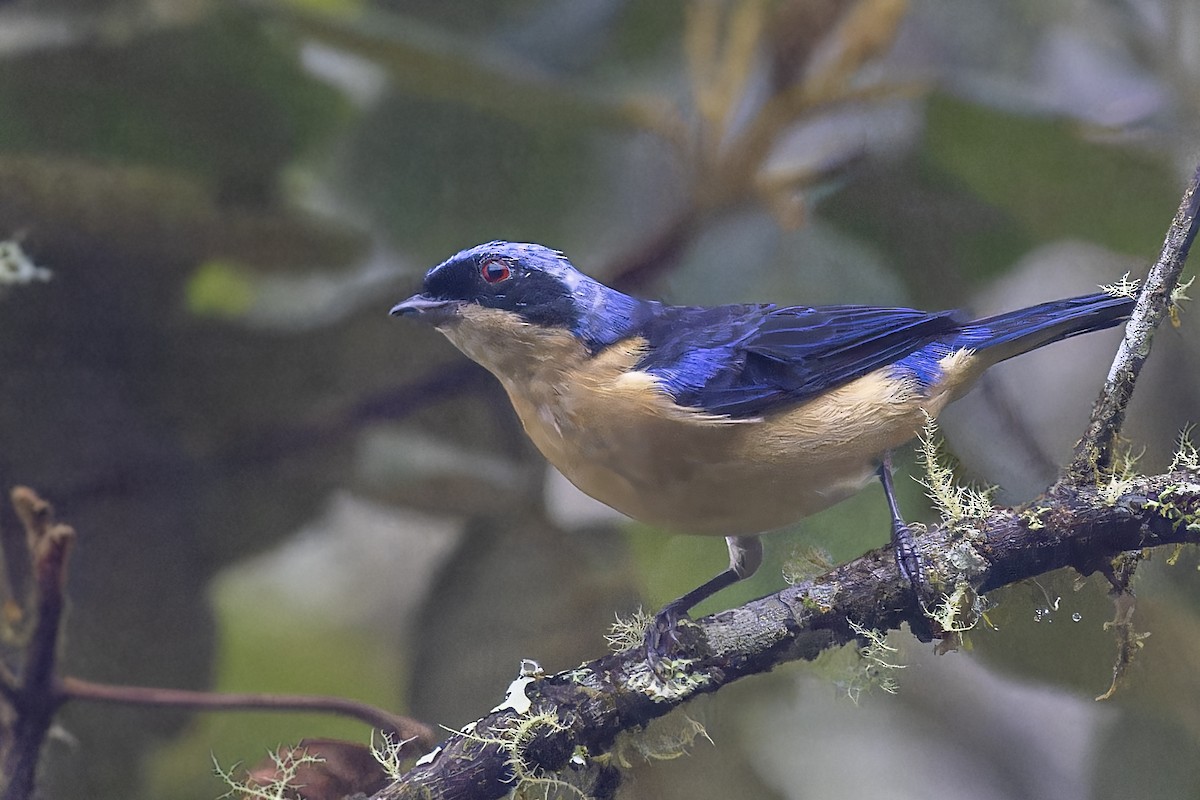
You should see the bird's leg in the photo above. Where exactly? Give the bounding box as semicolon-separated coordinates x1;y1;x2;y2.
645;535;763;671
878;453;924;593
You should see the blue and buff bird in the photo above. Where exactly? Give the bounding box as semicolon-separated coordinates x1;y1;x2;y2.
391;241;1134;659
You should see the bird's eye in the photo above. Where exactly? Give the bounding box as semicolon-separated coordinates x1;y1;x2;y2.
480;258;512;284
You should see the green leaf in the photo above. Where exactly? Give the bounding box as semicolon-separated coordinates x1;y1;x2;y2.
0;9;349;201
186;260;257;318
924;93;1177;255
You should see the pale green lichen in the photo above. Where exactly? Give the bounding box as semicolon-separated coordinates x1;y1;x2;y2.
605;609;654;653
624;656;712;701
908;416;1000;640
916;414;995;525
1169;274;1194;327
371;730;419;780
843;620;904;702
1100;271;1140;299
1096;592;1151;702
1170;425;1200;472
941;537;990;579
214;749;324;800
453;709;588;800
1021;504;1050;531
425;661;607;799
797;580;839;612
609;712;713;768
1098;443;1144;506
931;582;990;636
563;664;602;689
1144;482;1200;534
782;545;835;585
604;612;713;700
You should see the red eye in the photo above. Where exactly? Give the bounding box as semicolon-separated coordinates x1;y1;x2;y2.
480;258;512;284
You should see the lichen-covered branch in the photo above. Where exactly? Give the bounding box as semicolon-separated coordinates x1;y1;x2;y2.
1066;164;1200;480
373;471;1200;800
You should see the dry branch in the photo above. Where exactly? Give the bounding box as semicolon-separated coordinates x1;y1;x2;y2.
2;489;75;800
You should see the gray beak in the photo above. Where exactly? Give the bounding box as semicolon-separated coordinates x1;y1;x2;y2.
389;294;459;322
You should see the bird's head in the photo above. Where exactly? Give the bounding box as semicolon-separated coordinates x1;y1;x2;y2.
391;242;644;361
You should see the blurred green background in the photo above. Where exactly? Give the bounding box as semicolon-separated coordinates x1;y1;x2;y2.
0;0;1198;797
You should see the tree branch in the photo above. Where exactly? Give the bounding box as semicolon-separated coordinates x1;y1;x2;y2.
373;472;1200;800
57;677;437;752
1066;164;1200;479
372;167;1200;800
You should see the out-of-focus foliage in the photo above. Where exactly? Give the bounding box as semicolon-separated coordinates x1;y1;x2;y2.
0;0;1197;798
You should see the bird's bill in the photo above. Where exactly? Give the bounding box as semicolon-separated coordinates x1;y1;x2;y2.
389;294;460;323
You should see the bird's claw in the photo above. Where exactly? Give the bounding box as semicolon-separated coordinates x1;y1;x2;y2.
893;523;924;590
893;522;938;617
644;603;689;676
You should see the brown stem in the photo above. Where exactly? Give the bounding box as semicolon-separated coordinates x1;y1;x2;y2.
3;488;75;800
57;676;437;752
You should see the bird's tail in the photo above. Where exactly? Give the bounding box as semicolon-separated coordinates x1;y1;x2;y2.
953;291;1135;364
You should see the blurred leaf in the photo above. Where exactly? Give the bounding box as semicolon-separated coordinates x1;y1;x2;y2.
281;0;364;14
800;0;909;103
0;8;349;203
186;260;258;318
0;156;368;271
610;0;687;64
275;3;660;132
820;159;1033;304
337;97;594;252
924;93;1177;255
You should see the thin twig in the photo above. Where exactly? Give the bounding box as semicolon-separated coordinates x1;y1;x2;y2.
58;677;437;752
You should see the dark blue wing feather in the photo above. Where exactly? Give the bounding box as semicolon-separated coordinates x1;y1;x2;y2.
633;303;963;418
625;291;1133;419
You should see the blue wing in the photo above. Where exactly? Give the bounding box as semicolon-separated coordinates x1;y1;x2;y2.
633;303;963;418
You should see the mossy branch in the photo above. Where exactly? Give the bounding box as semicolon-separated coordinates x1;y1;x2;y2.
372;471;1200;800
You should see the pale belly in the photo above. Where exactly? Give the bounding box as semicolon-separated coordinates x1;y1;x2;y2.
503;366;953;537
548;434;884;536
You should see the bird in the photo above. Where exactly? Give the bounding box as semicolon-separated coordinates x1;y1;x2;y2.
390;240;1134;662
